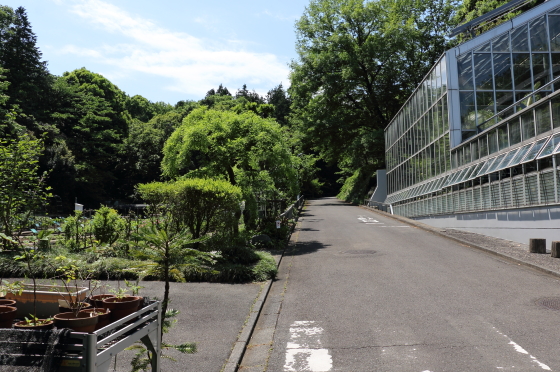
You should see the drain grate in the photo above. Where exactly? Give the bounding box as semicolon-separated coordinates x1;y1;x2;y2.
342;250;376;255
535;297;560;310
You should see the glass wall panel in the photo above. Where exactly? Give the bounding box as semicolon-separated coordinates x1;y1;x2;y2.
444;133;451;171
513;53;532;90
509;118;522;144
488;130;498;154
498;125;509;150
472;140;479;161
552;95;560;128
464;143;471;164
532;53;551;89
530;16;549;52
460;91;476;130
477;91;496;128
550;15;560;51
512;25;529;52
493;53;513;90
441;58;447;93
535;102;551;134
442;99;448;128
521;111;535;140
458;53;473;90
474;53;494;90
551;53;560;82
474;41;491;52
496;91;514;119
479;136;488;158
493;32;510;52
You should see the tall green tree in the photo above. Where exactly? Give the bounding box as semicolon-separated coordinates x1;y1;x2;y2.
0;6;51;123
50;68;131;204
266;84;292;126
289;0;457;201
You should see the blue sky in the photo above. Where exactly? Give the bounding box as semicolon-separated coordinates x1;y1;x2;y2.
3;0;310;104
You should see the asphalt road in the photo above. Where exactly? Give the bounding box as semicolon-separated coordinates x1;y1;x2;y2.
245;197;560;372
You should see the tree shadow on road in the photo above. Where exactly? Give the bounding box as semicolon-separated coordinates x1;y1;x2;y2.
285;240;330;256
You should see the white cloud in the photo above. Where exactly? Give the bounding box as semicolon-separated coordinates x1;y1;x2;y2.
58;0;289;98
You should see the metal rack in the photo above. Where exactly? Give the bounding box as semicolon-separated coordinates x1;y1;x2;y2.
58;300;161;372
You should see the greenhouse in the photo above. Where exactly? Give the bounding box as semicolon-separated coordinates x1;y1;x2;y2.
382;0;560;242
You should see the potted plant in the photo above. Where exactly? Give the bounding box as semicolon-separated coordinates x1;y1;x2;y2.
102;281;143;321
0;280;23;328
0;233;55;329
51;256;99;332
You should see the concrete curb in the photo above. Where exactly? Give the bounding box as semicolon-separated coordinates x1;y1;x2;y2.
360;205;560;280
222;202;304;372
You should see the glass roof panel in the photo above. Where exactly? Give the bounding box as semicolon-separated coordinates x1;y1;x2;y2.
458;165;477;183
537;133;560;158
521;137;550;163
486;153;508;173
451;167;470;185
465;162;485;181
509;143;534;166
496;148;520;170
475;157;495;177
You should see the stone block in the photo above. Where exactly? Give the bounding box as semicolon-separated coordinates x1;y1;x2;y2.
529;238;546;254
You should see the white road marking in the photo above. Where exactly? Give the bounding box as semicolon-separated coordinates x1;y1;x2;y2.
494;327;551;370
284;321;332;372
358;215;383;224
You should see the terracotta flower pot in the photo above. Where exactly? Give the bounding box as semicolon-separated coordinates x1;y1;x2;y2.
14;319;54;330
0;305;17;328
54;311;98;333
82;308;111;330
0;299;16;307
90;294;115;309
102;296;142;321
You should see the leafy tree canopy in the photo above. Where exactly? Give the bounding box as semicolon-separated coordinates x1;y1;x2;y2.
290;0;457;199
162;107;298;200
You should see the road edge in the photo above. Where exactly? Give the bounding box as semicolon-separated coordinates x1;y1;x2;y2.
222;202;304;372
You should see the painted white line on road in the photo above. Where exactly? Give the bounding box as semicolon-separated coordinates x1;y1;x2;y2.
494;327;551;370
284;321;332;372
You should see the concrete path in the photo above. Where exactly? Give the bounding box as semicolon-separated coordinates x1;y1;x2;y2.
240;197;560;371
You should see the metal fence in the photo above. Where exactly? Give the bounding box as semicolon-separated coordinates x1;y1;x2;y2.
365;199;391;213
279;196;305;220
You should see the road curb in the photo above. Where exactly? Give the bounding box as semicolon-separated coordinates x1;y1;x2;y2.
222;202;304;372
360;205;560;280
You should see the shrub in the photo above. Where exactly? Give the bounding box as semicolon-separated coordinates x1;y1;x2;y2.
137;178;242;239
92;206;125;244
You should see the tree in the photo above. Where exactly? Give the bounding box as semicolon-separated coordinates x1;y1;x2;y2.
266;84;292;126
162;107;298;229
123;109;196;190
289;0;456;200
50;68;131;205
235;84;264;104
0;6;51;122
0;134;51;245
